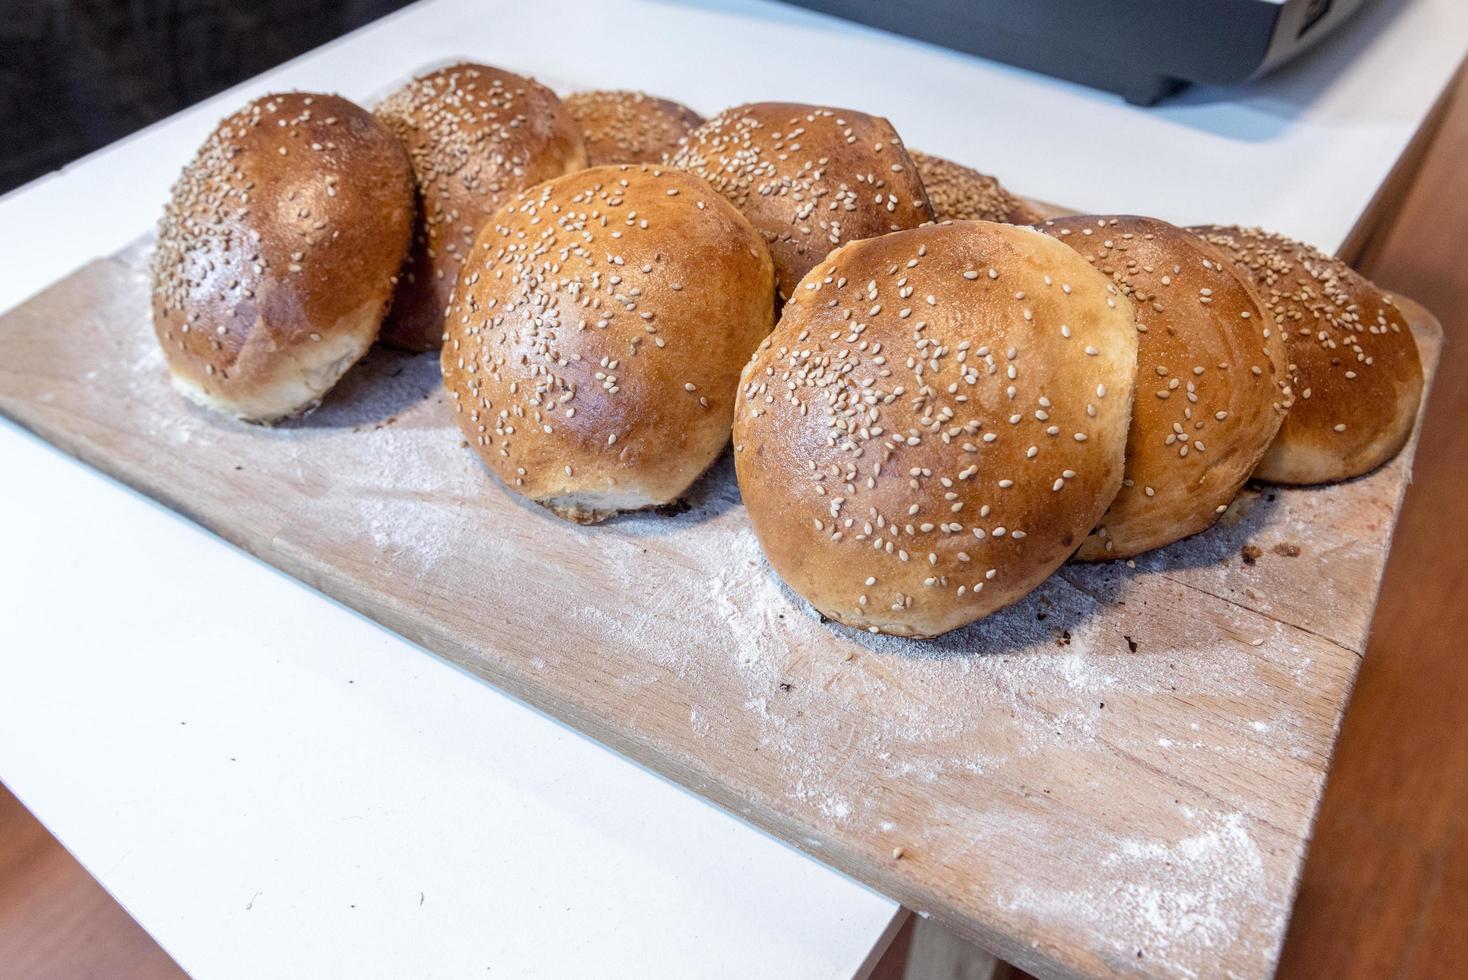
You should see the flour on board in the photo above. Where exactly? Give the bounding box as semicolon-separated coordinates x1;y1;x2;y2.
93;232;1413;979
996;808;1271;978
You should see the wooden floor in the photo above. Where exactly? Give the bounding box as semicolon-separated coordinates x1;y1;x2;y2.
0;783;184;979
4;68;1468;980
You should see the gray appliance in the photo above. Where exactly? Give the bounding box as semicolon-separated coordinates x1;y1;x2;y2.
779;0;1373;104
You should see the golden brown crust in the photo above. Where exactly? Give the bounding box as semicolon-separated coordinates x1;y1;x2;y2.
151;92;414;423
667;102;933;303
564;89;704;166
375;64;588;351
910;150;1039;225
1191;225;1424;484
1037;216;1290;559
442;165;776;522
733;221;1138;638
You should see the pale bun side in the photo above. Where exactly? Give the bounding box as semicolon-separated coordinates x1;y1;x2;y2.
151;92;414;424
734;221;1139;638
1038;216;1289;559
564;89;705;166
375;63;588;351
668;102;933;303
167;309;383;423
1192;225;1424;484
910;149;1039;225
442;164;776;523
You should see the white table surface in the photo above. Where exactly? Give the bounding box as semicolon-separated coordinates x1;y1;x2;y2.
1;1;1464;977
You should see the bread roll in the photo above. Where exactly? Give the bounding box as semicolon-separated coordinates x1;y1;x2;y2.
442;165;776;523
1037;216;1289;558
151;92;414;424
564;90;704;166
1192;225;1424;484
911;150;1039;225
668;102;933;303
375;64;587;351
734;221;1138;638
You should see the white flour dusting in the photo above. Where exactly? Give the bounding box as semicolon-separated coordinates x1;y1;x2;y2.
997;808;1269;978
76;240;1385;978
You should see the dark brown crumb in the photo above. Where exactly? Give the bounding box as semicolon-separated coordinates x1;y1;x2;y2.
1241;544;1263;565
1273;542;1301;557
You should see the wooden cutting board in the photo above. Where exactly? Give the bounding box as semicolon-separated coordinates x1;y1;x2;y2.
0;234;1441;980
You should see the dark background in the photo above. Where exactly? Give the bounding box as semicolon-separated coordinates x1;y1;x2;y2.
0;0;412;195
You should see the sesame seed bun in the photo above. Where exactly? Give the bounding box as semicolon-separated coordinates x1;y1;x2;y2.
442;164;776;523
1037;216;1290;559
910;149;1039;225
1191;225;1424;485
150;92;414;424
375;64;588;351
564;90;704;166
667;102;933;304
733;221;1138;638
